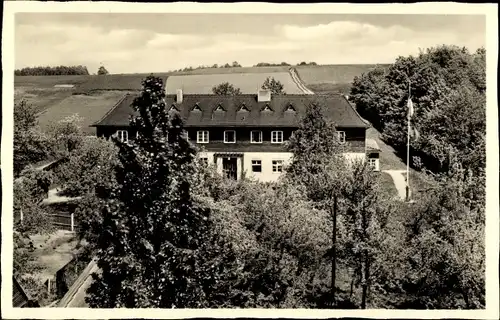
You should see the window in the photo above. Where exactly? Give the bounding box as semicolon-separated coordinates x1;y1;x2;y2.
192;103;202;112
238;104;250;112
285;103;296;112
215;104;225;112
200;157;209;166
116;130;128;142
271;131;283;143
262;104;273;112
251;160;262;173
168;105;179;113
368;158;377;170
224;130;236;143
272;160;284;173
197;131;209;143
337;131;346;144
251;130;262;143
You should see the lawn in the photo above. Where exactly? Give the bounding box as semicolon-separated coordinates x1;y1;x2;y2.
36;90;131;135
366;126;433;199
165;72;304;94
377;171;400;199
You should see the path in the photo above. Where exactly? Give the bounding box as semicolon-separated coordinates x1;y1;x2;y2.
382;170;407;200
42;188;82;205
289;67;314;94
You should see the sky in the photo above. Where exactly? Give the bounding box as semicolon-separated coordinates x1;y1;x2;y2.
14;13;486;74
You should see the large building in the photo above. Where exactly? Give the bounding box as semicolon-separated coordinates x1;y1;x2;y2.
91;90;380;182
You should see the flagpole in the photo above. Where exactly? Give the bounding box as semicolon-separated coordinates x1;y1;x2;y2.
406;81;411;202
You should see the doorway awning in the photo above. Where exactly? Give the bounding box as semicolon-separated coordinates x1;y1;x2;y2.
214;152;244;157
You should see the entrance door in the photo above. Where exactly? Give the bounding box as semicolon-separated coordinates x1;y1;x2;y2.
222;157;238;180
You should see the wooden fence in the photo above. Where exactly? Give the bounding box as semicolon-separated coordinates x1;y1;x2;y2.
49;212;78;232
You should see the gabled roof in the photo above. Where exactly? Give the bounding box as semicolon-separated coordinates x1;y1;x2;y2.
92;94;368;128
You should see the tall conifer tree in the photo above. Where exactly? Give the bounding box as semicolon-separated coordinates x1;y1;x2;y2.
87;76;231;308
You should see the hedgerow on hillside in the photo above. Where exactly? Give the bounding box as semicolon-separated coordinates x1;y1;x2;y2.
15;65;90;76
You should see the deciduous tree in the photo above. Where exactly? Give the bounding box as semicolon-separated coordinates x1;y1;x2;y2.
212;82;242;95
97;66;109;75
261;77;285;95
286;102;348;306
14;101;50;177
349;45;485;175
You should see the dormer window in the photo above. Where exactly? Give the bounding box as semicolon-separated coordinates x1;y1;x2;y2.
215;104;225;112
192;103;202;112
285;103;296;112
262;104;273;112
238;103;250;112
168;105;179;113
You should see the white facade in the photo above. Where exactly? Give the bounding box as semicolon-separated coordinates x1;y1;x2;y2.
199;151;367;182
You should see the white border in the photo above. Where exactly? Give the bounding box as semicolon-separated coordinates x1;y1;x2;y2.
2;2;498;319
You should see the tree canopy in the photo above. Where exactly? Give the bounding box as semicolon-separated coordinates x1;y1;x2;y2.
261;77;285;95
15;65;89;76
350;45;486;175
97;66;109;75
212;82;242;95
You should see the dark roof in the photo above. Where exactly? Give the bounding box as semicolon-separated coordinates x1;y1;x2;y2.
13;276;39;308
92;93;368;128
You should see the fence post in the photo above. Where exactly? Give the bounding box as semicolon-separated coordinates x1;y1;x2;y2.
47;278;51;293
20;208;23;223
71;213;74;232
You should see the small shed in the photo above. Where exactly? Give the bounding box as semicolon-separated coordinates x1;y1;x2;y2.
13;276;40;308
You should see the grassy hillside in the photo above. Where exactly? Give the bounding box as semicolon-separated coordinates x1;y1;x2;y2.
166;72;303;94
15;87;76;113
36;90;131;135
15;64;386;94
74;74;169;93
14;75;91;88
296;64;389;85
295;64;390;95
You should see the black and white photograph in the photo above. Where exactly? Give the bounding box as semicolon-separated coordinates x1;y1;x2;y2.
2;2;498;319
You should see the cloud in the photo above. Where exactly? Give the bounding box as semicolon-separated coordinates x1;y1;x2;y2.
14;17;485;73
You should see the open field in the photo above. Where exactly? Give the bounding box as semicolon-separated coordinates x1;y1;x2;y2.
295;64;389;86
37;90;130;135
15;87;77;113
74;74;169;92
165;72;304;94
14;64;382;94
167;66;290;75
15;75;91;88
306;82;353;95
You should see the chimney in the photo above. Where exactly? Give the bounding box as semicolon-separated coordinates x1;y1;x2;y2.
176;89;183;103
257;89;271;102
